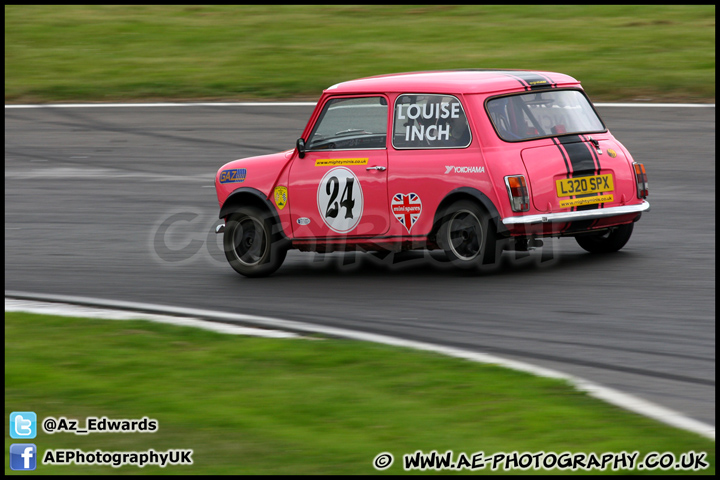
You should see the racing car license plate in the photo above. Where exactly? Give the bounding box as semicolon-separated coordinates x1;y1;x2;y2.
556;174;613;197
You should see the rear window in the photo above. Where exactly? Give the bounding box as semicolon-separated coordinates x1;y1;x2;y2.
486;90;605;142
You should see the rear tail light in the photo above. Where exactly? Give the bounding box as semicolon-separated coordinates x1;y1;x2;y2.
633;162;649;198
504;175;530;212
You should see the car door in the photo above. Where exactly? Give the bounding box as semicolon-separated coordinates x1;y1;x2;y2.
289;95;391;238
387;93;485;237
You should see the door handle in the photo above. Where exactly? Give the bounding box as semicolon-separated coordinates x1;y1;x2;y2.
366;166;386;171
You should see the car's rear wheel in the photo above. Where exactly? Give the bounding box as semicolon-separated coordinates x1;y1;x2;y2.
223;206;287;277
437;200;499;269
575;223;634;253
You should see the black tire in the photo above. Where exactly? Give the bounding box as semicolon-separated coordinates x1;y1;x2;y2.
436;200;499;270
575;223;634;253
223;206;288;277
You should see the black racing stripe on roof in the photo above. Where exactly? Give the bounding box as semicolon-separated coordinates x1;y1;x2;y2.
535;71;559;87
507;71;557;90
504;74;531;90
442;69;561;90
376;69;565;91
450;69;533;90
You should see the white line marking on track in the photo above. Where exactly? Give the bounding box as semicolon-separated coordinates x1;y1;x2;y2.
5;290;715;441
4;167;213;182
5;298;298;339
4;102;317;109
4;102;715;109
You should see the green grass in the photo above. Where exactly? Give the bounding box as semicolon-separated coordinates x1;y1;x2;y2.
5;312;714;474
4;5;715;103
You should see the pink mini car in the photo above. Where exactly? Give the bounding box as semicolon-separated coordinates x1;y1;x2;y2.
215;70;649;277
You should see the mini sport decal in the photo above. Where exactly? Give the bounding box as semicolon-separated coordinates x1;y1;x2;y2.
391;193;422;233
502;71;558;91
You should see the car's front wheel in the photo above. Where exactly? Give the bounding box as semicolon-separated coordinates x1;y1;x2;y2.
575;223;634;253
436;200;499;269
223;206;287;277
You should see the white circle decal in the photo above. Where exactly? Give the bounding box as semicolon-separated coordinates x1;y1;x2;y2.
317;167;364;233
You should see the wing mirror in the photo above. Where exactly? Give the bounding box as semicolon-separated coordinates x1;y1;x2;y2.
296;138;306;158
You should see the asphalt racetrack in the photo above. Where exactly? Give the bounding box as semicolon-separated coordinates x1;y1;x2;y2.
5;103;715;429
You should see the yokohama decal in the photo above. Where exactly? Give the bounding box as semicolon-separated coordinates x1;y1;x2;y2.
391;193;422;233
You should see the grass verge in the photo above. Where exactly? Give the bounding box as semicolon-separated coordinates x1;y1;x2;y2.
4;312;714;474
5;5;715;103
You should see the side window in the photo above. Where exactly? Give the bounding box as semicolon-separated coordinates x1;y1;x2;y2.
306;96;388;151
393;94;471;149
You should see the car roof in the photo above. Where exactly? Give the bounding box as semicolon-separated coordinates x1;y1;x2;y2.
325;69;581;96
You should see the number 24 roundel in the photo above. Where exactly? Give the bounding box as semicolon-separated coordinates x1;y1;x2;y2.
317;167;364;233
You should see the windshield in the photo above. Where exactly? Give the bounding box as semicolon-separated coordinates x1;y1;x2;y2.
486;90;605;142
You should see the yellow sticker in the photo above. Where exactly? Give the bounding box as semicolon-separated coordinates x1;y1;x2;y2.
315;158;369;167
556;174;614;197
274;186;288;210
559;194;614;209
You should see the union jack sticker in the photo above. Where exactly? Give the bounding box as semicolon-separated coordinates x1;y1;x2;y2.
391;193;422;233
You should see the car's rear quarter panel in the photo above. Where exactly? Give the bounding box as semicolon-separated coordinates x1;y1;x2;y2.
387;145;494;237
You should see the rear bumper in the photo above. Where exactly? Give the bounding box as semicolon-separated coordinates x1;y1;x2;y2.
502;201;650;226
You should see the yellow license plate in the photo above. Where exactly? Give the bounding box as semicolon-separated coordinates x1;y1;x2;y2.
556;174;614;197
